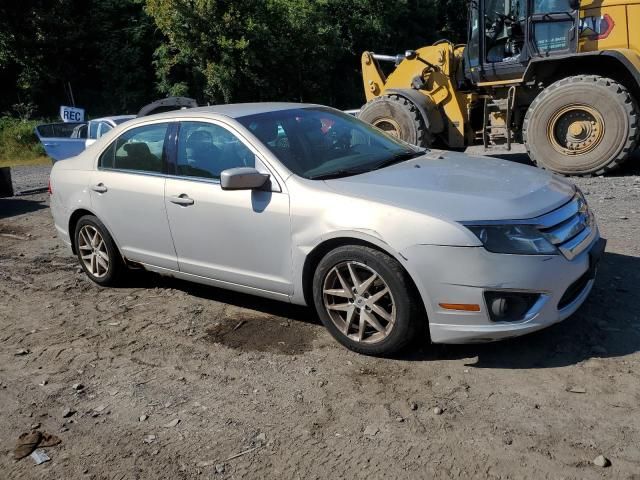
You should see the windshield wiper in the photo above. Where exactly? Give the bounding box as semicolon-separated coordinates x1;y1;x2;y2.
308;149;427;180
308;168;370;180
371;149;427;170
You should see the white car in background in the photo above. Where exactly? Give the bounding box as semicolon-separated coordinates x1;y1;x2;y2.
36;116;135;162
36;97;200;162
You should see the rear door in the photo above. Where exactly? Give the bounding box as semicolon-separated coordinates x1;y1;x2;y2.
35;122;87;162
89;121;178;270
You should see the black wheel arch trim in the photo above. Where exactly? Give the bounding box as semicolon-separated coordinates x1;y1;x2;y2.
68;208;124;258
137;96;198;117
382;88;445;134
523;50;640;87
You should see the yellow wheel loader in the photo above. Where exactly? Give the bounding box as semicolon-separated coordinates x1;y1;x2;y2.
359;0;640;175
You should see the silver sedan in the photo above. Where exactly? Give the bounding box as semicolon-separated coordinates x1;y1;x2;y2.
49;103;605;355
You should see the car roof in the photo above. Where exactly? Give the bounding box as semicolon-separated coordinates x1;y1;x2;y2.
133;102;321;123
92;115;136;124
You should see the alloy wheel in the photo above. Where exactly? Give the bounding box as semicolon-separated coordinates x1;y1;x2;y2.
322;261;396;344
78;225;110;278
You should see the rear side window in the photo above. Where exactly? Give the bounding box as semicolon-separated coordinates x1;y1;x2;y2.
99;123;169;173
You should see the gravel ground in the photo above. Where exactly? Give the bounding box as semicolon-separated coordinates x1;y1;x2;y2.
10;165;52;194
1;151;639;479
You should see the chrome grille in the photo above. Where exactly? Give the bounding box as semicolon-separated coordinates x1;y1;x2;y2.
533;193;596;260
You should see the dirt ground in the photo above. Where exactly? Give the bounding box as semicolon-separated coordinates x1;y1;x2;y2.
1;157;640;479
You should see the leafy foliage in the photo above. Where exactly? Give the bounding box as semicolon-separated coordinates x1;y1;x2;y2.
0;117;46;164
1;0;467;117
0;0;157;118
146;0;467;108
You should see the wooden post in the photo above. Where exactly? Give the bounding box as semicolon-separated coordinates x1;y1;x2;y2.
0;167;14;198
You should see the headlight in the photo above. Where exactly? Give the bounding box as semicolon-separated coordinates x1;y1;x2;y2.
466;224;557;255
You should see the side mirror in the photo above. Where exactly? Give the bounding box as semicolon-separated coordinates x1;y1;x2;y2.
220;167;269;191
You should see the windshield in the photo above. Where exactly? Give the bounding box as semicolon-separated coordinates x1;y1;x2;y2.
237;107;421;179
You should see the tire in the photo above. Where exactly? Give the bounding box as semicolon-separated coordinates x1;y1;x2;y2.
74;215;124;286
312;245;422;356
523;75;639;176
358;94;432;147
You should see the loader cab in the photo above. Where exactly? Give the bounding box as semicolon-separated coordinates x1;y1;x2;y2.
464;0;579;85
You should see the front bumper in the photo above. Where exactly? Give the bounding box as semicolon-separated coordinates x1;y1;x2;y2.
402;234;605;344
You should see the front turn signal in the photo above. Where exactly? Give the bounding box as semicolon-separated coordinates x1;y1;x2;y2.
438;303;481;312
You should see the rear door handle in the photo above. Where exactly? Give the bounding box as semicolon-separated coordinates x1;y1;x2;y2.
169;194;195;206
92;183;108;193
43;143;59;147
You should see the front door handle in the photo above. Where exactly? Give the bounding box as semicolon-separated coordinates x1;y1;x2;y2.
169;194;195;206
92;183;108;193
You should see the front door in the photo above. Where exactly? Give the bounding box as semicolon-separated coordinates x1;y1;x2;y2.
164;120;292;295
90;121;178;270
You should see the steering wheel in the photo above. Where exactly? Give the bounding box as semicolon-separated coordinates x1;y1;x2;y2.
494;11;517;25
485;11;517;41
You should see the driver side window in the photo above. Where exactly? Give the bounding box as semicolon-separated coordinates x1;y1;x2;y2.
176;122;255;180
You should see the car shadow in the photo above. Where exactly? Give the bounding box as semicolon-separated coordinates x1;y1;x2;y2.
0;197;49;219
480;146;640;177
400;251;640;368
119;270;318;326
482;150;534;166
118;250;640;366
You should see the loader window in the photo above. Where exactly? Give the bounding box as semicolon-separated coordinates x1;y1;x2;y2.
530;0;575;54
467;2;480;67
484;0;525;63
533;0;573;13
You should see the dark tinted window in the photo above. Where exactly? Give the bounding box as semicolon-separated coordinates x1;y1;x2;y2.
99;123;168;173
532;21;573;52
35;122;85;138
175;122;255;179
533;0;573;13
98;141;116;168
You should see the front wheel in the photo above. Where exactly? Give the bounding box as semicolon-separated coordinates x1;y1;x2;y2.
312;245;422;356
523;75;639;176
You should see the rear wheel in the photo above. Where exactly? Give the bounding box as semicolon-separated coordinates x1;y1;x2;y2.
358;94;431;147
74;215;124;286
523;75;639;176
312;245;422;356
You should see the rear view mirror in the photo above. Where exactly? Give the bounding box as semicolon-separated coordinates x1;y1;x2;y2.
220;167;270;190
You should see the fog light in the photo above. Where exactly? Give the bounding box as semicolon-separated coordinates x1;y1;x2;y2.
484;292;541;322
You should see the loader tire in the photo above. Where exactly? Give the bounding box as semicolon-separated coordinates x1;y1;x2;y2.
358;94;431;147
523;75;639;176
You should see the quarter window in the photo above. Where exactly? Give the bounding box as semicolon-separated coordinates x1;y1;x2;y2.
176;122;255;179
89;121;99;140
97;122;113;138
99;123;168;173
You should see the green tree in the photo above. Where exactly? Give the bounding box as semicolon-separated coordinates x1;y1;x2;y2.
0;0;158;118
146;0;467;109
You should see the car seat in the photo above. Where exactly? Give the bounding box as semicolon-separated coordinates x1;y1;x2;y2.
121;143;161;172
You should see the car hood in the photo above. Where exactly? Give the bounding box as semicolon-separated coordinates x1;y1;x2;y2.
323;151;576;221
